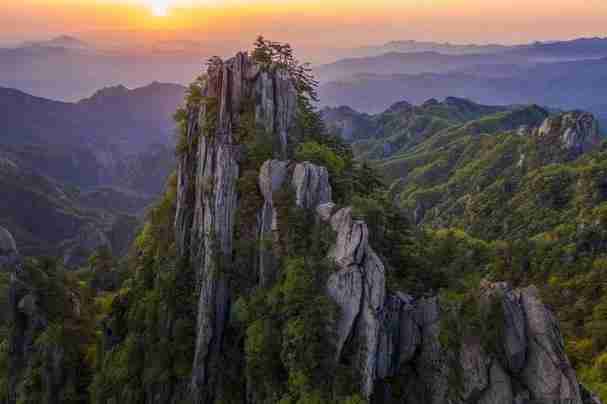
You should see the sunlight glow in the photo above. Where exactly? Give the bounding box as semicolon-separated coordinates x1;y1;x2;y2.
149;0;171;16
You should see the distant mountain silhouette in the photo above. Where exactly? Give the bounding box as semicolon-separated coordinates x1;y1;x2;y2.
314;51;530;82
0;82;185;261
319;56;607;129
2;36;607;101
328;36;607;62
0;82;184;191
21;35;89;49
0;42;203;100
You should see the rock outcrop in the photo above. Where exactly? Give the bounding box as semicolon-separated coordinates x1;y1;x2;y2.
263;157;601;404
173;51;600;404
174;52;299;402
254;162;594;403
257;160;331;286
0;226;18;271
351;279;589;404
534;111;602;157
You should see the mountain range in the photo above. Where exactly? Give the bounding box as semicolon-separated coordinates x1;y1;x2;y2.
4;46;607;404
333;37;607;60
3;35;607;102
0;82;184;262
318;56;607;129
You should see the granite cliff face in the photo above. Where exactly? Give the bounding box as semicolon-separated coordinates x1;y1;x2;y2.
173;51;599;403
260;168;591;403
174;52;299;402
534;111;602;158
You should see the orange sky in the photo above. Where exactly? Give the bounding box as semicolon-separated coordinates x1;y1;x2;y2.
2;0;607;52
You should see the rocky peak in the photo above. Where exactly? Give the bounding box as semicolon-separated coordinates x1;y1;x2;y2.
79;84;130;104
534;111;602;157
0;226;17;256
422;98;440;107
0;226;19;272
385;100;413;114
444;96;475;107
174;50;300;398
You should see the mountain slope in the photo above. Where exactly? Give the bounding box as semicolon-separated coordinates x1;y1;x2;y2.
1;82;184;150
0;84;182;191
0;156;140;262
0;84;180;261
325;97;607;400
324;97;605;242
1;43;605;404
323;97;547;160
377;109;603;238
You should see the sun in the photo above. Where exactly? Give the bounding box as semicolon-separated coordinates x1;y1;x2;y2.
148;0;171;17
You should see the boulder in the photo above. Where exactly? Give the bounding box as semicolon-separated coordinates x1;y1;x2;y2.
291;162;332;209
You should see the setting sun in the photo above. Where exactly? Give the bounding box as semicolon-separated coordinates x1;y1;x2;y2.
148;0;171;16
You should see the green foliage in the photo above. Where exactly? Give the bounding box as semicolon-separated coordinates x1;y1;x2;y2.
9;38;607;404
90;172;197;403
252;36;319;102
7;257;98;404
174;74;217;157
295;141;346;175
237;191;357;403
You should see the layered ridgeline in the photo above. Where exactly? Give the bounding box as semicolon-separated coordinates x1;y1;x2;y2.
0;157;141;265
325;97;607;399
323;97;605;239
1;41;602;404
0;83;181;263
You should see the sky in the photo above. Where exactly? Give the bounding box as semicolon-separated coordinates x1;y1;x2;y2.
2;0;607;54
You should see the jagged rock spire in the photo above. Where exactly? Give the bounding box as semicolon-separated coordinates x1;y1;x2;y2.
174;51;300;402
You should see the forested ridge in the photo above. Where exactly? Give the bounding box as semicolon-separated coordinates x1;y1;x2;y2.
0;39;606;404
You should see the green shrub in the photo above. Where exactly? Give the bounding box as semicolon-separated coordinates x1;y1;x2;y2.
295;141;346;175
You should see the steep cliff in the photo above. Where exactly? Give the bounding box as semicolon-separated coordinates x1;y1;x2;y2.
6;43;601;404
533;111;602;159
170;48;599;403
255;164;593;403
174;51;300;402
